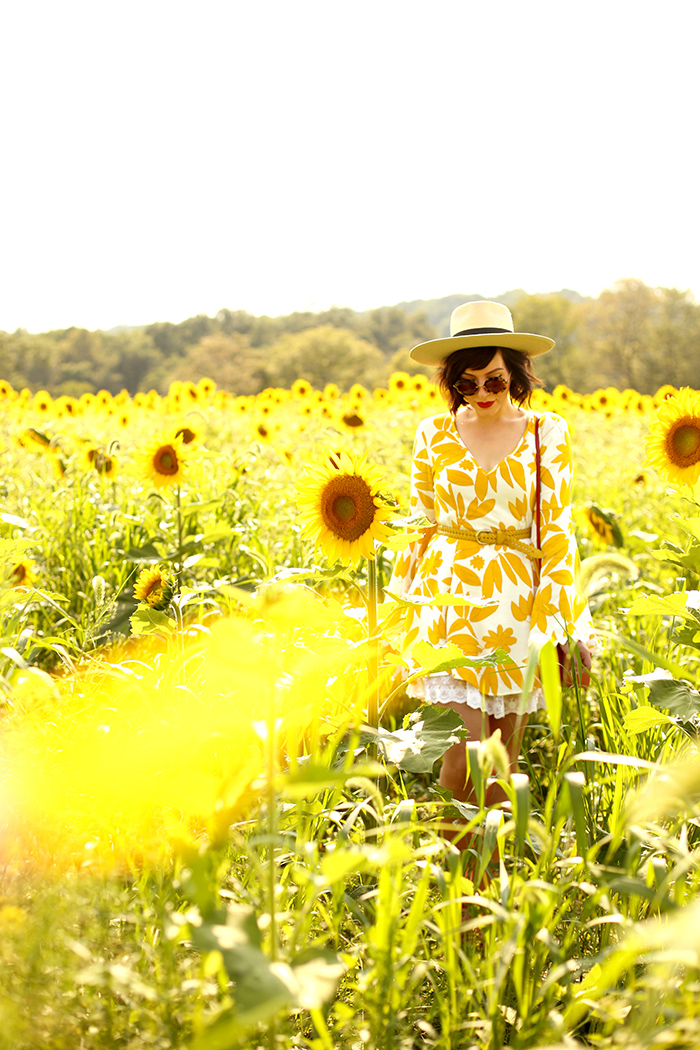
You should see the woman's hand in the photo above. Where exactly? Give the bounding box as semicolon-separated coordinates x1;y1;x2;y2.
559;639;592;687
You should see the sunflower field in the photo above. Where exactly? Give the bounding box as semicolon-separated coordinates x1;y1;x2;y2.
2;373;700;1050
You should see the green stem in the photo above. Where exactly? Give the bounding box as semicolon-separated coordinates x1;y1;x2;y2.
267;684;277;965
175;484;183;591
367;554;379;730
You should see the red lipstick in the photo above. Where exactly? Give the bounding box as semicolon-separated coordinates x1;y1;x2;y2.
476;400;494;408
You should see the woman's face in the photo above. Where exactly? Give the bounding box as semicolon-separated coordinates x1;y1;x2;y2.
456;350;511;414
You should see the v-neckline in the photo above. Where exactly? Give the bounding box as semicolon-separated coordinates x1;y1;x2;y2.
450;411;533;474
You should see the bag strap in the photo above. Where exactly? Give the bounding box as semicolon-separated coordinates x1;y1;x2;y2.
534;415;542;551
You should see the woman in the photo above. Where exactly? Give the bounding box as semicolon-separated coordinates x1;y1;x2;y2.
390;300;595;820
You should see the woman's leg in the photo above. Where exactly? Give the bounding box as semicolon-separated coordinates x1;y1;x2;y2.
436;703;530;856
437;700;487;804
485;710;529;806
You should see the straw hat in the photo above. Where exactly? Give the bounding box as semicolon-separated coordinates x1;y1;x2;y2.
409;300;555;365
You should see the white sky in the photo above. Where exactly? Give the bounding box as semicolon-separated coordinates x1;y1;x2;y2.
1;0;699;333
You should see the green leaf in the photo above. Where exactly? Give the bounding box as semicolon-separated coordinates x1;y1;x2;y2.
627;592;695;620
190;905;344;1037
279;763;358;800
564;771;588;853
646;678;700;719
595;627;689;679
200;523;234;543
677;517;700;544
381;531;424;552
410;640;506;674
370;704;465;773
0;537;38;563
673;622;700;650
623;707;675;735
124;542;162;563
180;498;224;518
383;587;496;610
540;640;562;740
650;539;700;576
129;607;176;636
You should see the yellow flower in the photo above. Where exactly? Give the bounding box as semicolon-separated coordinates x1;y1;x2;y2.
296;449;396;566
340;407;365;429
133;566;175;610
8;559;37;589
646;387;700;487
291;378;312;398
197;376;217;399
389;372;411;394
585;504;622;547
32;390;53;414
172;422;201;448
653;384;678;408
138;434;189;488
83;446;118;478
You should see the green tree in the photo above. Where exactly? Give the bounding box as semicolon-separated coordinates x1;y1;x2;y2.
650;287;700;391
511;293;589;391
174;332;265;395
578;279;661;392
358;306;436;357
263;326;387;391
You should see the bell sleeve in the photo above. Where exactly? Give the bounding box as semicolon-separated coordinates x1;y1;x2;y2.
388;418;438;597
529;413;597;652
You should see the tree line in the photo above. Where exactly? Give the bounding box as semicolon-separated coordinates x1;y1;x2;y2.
0;279;697;397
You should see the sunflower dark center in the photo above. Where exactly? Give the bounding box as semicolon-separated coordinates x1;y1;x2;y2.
176;427;196;444
12;564;27;584
320;475;376;541
343;413;364;428
154;447;178;474
667;419;700;466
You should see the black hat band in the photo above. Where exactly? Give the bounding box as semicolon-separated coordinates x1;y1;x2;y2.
453;326;511;337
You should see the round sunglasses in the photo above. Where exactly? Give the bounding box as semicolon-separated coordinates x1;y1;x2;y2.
453;374;509;398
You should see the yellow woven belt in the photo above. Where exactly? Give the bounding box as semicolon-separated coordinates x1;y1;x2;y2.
437;524;543;560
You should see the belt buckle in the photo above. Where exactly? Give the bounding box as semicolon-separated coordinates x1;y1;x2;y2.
476;530;492;544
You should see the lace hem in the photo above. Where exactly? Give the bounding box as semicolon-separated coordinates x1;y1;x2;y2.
409;673;545;719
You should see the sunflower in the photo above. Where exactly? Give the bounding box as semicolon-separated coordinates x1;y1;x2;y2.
138;433;189;488
646;387;700;486
133;566;175;610
340;408;365;429
389;371;411;394
8;559;37;589
33;390;53;413
172;422;201;447
291;378;312;398
197;376;217;398
296;449;396;566
653;384;678;408
585;504;623;547
83;446;118;478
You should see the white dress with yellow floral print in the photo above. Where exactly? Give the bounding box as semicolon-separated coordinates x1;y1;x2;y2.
389;411;596;718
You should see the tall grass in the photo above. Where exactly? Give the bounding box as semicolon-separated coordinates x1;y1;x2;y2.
2;383;700;1047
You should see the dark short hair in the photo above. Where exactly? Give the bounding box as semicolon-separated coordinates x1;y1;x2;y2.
435;346;543;413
